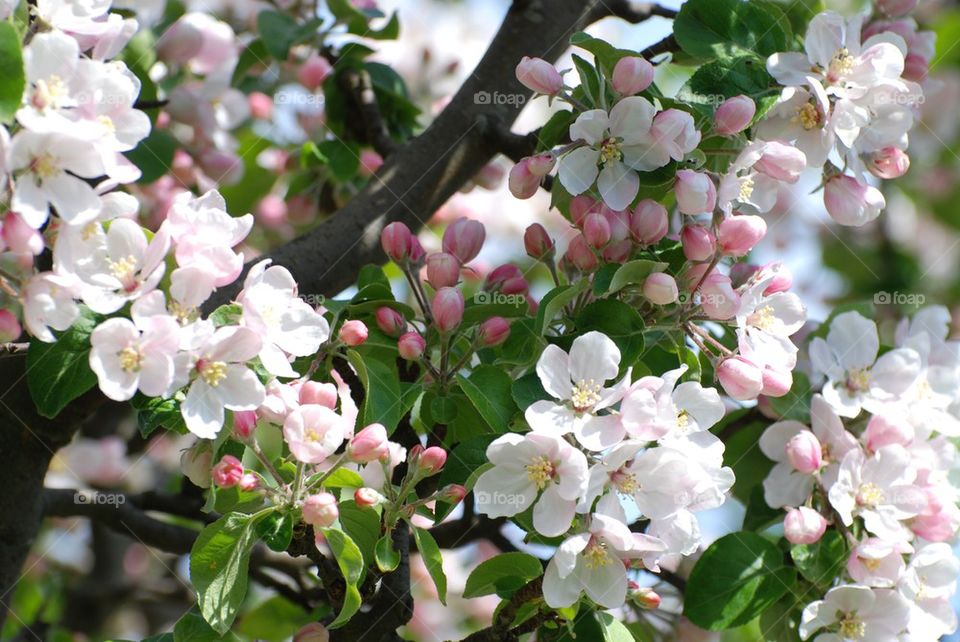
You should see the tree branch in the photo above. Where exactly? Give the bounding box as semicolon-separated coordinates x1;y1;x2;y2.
339;67;399;158
206;0;622;310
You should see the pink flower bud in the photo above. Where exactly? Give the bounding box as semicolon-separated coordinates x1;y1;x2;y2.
501;276;529;296
339;320;369;346
485;264;523;290
714;95;756;136
256;194;287;229
478;316;511;346
785;431;823;473
630;586;662;610
354;487;385;508
302;492;338;528
432;288;464;333
440;484;467;503
298;55;333;90
348;423;390;463
675;170;717;215
360;149;384;177
602;206;630;242
630;200;669;245
157;16;204;64
643;273;679;305
0;310;22;342
868;147;910;179
294;623;329;642
239;473;259;492
569;195;599;227
408;237;426;265
212;455;244;488
681;225;716;261
418;446;447;475
398;332;426;360
716;356;763;400
508;159;540;199
375;307;406;337
233;410;257;439
603;239;633;263
299;381;338;409
612;56;655;95
824;175;885;227
426;252;461;289
248;92;273;120
565;233;599;272
524;223;555;259
783;507;827;545
864;414;914;452
761;365;792;398
381;222;414;263
527;153;556;176
754;141;806;183
761;263;792;295
515;56;563;95
877;0;917;17
443;219;485;264
583;212;611;249
2;212;44;255
717;215;767;257
903;52;929;82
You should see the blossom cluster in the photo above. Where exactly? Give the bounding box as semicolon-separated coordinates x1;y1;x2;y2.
761;307;960;641
473;331;733;609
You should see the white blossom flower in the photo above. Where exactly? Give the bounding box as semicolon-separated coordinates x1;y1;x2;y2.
619;365;724;441
89;311;180;401
800;585;910;642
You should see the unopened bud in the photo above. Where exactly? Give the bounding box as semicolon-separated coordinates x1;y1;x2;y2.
375;306;406;337
302;492;338;528
397;332;426;360
784;507;827;545
524;223;555;259
612;56;654;95
478;316;511;347
339;320;369;347
714;95;756;136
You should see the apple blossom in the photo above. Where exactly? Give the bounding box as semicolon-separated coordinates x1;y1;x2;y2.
302;492;339;528
89;313;180;401
212;455;244;488
397;332;425;360
515;56;562;95
799;585;910;642
784;507;828;544
714;95;756;136
338;320;368;347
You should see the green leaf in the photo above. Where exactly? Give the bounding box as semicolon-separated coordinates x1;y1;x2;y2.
674;0;793;62
536;109;574;152
722;419;774;503
759;598;803;642
132;394;187;438
190;513;262;634
742;485;782;532
607;260;669;294
535;281;588;335
232;39;270;85
173;610;240;642
433;435;498;521
209;303;243;328
571;54;601;106
125;129;178;184
315;139;361;182
0;22;26;123
27;306;101;419
684;532;796;631
311;467;365;489
463;552;542;599
346;348;403;432
412;527;447;604
790;530;847;587
456;365;518;433
575;299;645;368
237;597;315;642
511;372;549;410
255;511;294;553
375;532;400;572
337;500;380;568
570;32;639;76
321;528;365;628
256;11;299;60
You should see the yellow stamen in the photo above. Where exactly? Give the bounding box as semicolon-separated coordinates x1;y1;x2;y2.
857;482;885;508
571;379;602;412
828;48;855;83
526;455;555;490
199;360;227;387
118;345;142;372
30;153;61;180
748;305;776;331
583;541;612;569
838;612;866;639
794;102;821;130
599;137;622;165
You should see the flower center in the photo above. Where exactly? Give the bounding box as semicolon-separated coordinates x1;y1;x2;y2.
118;345;142;372
676;409;690;432
857;482;885;508
827;48;855;83
526;455;555;490
795;102;822;130
837;611;866;639
81;222;101;241
748;305;776;331
305;428;323;442
599;137;622;166
98;115;116;134
846;368;870;392
169;300;197;325
861;557;882;572
109;254;139;291
198;360;228;387
611;469;638;494
583;540;612;569
30;153;61;180
31;76;67;111
738;175;755;201
570;379;602;412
